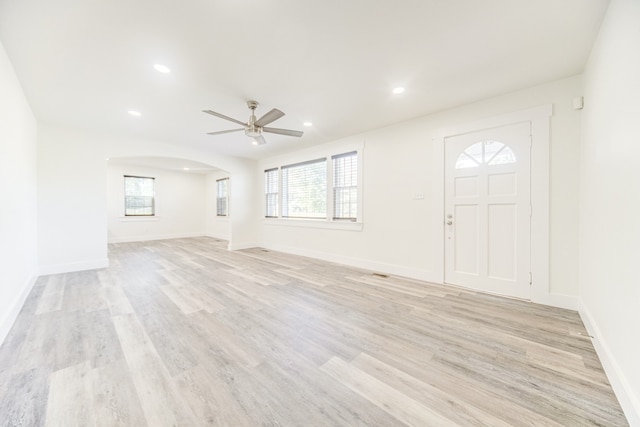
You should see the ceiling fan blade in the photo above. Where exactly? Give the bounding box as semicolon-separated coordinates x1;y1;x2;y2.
253;135;267;145
206;128;244;136
203;110;247;126
263;127;304;137
255;108;285;127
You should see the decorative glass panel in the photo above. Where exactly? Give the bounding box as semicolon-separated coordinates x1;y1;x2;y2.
455;140;516;169
483;141;505;162
466;142;483;163
488;146;516;165
455;152;480;169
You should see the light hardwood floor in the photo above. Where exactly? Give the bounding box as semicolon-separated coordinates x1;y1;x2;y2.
0;237;628;426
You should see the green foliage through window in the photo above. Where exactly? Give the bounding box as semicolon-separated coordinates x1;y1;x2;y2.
265;151;359;222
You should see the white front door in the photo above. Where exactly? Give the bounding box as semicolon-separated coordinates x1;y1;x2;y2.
444;122;531;299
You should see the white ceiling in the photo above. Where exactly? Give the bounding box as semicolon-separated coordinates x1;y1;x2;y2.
107;156;219;174
0;0;609;160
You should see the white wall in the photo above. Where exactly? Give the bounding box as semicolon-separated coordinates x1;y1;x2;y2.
107;165;207;243
206;171;231;240
0;40;38;344
37;124;259;274
261;76;582;302
579;0;640;424
37;126;110;274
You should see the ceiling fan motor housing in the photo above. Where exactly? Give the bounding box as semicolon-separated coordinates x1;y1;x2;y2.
245;127;261;137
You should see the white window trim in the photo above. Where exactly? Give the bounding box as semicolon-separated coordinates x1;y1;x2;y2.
262;141;364;230
263;217;363;231
119;216;160;222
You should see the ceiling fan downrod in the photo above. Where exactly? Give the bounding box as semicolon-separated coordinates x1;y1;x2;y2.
246;100;261;137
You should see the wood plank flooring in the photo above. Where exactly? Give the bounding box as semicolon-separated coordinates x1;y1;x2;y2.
0;237;629;426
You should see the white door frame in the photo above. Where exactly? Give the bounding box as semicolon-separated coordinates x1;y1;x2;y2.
431;104;557;306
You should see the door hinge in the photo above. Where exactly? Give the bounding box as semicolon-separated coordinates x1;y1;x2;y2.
529;272;533;285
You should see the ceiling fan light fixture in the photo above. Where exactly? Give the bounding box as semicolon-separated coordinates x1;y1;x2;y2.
153;64;171;73
245;128;261;137
251;139;259;146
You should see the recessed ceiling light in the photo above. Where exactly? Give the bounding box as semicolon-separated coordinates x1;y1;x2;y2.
153;64;171;73
392;87;405;95
128;110;141;116
303;122;313;127
183;167;190;171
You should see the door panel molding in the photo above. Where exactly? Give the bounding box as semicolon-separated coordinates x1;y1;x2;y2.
431;105;565;307
444;122;531;299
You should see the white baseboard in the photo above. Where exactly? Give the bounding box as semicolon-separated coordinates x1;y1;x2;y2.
532;292;579;311
38;258;109;276
0;274;37;347
262;242;439;283
108;232;205;244
228;241;260;251
579;300;639;426
204;233;230;241
262;243;578;312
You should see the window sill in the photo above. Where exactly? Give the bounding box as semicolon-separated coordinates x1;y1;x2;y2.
263;218;363;231
119;216;160;222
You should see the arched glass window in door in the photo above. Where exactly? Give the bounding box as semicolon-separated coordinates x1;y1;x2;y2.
455;140;516;169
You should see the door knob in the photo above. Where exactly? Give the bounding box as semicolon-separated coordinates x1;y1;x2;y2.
446;220;453;225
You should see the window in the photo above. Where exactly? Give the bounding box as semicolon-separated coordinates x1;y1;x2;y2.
455;140;516;169
265;149;360;223
124;175;155;216
216;178;229;216
282;158;327;219
332;151;357;220
265;168;279;217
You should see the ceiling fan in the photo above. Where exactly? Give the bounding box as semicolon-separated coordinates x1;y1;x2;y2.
203;100;303;145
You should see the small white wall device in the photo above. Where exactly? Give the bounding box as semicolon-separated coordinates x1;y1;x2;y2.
573;96;584;110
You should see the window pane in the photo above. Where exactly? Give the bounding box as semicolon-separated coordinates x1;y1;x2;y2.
282;159;327;219
124;176;154;216
332;152;357;220
264;169;279;217
217;178;228;216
